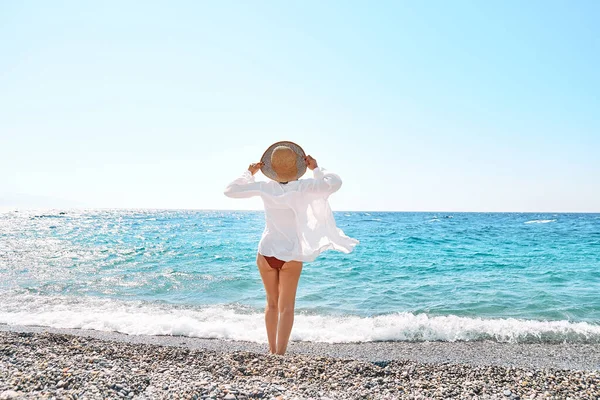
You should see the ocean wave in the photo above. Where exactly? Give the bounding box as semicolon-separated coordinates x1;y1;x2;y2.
525;219;557;224
1;295;599;344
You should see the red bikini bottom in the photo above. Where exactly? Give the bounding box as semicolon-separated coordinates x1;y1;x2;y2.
262;255;286;270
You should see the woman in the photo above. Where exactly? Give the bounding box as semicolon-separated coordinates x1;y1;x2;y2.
224;141;358;355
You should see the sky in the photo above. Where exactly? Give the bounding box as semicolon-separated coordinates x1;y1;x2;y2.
1;1;599;212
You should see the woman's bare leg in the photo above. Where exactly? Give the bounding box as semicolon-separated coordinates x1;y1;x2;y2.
276;261;303;355
256;254;279;353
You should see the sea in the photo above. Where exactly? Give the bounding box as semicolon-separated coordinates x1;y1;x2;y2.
1;209;599;344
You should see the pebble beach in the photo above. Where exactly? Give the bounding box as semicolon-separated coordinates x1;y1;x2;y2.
1;327;599;400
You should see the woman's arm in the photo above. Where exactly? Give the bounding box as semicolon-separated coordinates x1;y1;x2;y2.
223;163;264;198
299;156;342;195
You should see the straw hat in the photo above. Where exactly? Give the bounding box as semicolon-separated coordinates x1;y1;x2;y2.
260;141;307;183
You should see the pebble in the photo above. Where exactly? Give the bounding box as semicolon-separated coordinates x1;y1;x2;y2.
0;391;20;400
0;330;598;400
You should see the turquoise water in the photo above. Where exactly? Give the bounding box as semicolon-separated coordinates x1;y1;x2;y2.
1;209;599;343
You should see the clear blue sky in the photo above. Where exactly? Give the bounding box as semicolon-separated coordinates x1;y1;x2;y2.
1;1;599;212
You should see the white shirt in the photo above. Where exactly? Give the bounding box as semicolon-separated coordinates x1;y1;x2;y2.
224;167;359;262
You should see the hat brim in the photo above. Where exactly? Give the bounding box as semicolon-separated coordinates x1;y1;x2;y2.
260;141;307;182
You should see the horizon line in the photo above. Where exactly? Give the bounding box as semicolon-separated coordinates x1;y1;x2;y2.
2;206;599;214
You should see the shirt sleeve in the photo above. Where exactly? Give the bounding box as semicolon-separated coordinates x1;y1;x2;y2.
299;167;342;195
223;171;263;198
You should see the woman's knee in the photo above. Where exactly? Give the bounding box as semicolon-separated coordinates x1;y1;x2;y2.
279;308;294;317
266;297;279;311
278;303;295;315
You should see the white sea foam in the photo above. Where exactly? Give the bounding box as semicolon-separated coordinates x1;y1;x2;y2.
525;219;557;224
1;294;599;344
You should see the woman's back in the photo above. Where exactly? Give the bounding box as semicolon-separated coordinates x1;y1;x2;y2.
224;167;357;262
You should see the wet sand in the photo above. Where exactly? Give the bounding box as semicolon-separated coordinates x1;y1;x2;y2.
2;324;599;371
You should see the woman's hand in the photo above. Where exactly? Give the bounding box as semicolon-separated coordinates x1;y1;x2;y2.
248;162;264;175
305;155;318;170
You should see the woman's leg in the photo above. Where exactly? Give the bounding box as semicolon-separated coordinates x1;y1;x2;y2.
256;254;279;353
276;261;303;355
